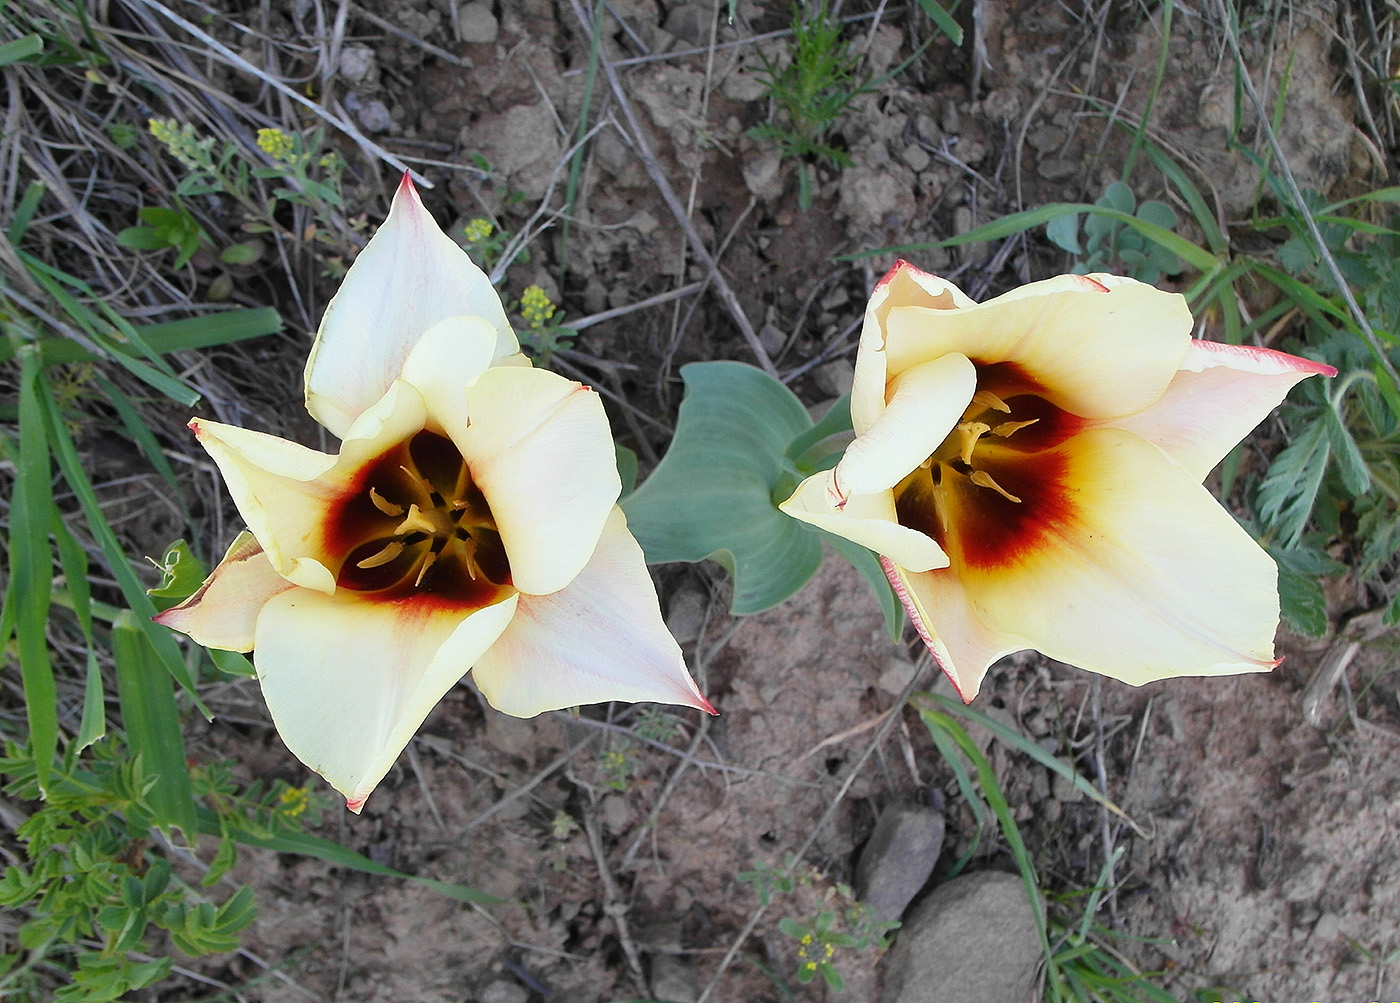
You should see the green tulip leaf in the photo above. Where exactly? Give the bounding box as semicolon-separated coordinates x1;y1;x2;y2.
623;362;903;639
623;362;823;614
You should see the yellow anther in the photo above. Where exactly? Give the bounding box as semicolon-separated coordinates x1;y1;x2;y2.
971;389;1011;413
356;540;404;569
395;503;443;537
992;419;1039;438
369;487;404;517
970;469;1022;503
956;422;991;465
414;549;438;586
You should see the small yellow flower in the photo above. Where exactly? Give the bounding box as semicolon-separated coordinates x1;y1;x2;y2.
800;934;813;945
463;218;494;244
521;285;556;329
278;786;309;817
804;961;818;972
257;128;296;162
824;943;834;958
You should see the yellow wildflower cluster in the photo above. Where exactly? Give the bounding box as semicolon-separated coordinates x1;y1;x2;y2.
520;285;556;329
463;218;494;244
148;117;213;172
277;785;310;818
257;127;296;162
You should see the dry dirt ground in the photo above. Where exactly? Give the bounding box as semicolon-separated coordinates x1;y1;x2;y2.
112;0;1400;1000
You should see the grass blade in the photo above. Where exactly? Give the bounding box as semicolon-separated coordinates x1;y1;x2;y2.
112;611;198;838
11;343;58;792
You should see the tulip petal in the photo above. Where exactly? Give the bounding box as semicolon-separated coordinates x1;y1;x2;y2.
454;366;620;595
154;533;293;651
1103;339;1338;479
882;274;1193;419
780;470;949;573
399;313;502;435
470;508;714;717
836;352;976;496
882;558;1027;700
942;428;1278;686
304;174;519;437
851;262;976;433
193;381;429;592
254;587;519;811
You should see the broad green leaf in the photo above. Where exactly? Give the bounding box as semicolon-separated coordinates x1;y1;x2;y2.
615;444;638;498
0;34;43;67
1045;212;1082;254
622;362;823;615
11;344;57;792
112;611;198;838
1277;567;1327;637
784;393;853;469
148;539;210;603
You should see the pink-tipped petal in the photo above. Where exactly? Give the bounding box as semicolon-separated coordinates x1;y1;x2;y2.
470;508;713;717
780;470;948;573
882;274;1193;419
948;429;1279;686
154;533;293;651
254;587;519;810
192;382;429;592
304;173;518;437
1104;339;1338;479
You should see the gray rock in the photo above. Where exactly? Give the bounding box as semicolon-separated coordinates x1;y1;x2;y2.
354;98;393;134
880;871;1042;1003
855;804;945;923
480;980;528;1003
337;43;377;84
457;2;499;44
649;954;699;1003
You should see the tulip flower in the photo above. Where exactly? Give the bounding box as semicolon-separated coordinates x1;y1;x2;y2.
780;261;1335;700
158;175;712;811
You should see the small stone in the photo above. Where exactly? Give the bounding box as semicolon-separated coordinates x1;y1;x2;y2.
1027;124;1065;152
602;795;631;834
663;3;713;45
1312;913;1342;942
880;871;1041;1003
457;2;499;44
856;803;945;923
743;147;783;201
354;98;393;134
649;954;699;1003
1052;771;1085;803
338;43;376;84
480;981;528;1003
1037;157;1080;181
665;585;708;645
877;656;918;697
812;359;855;397
940;98;961;135
759;323;784;356
902;144;931;172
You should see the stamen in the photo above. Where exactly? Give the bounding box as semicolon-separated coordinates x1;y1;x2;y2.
992;418;1039;438
970;469;1022;503
972;390;1011;413
356;540;404;569
369;487;403;517
395;504;441;537
956;422;991;466
414;549;438;586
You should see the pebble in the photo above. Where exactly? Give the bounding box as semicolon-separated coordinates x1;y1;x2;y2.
812;359;855;398
1037;157;1080;181
457;2;499;44
880;871;1041;1003
902;144;931;172
337;43;376;84
856;804;946;923
649;954;699;1003
480;981;528;1003
354;98;393;134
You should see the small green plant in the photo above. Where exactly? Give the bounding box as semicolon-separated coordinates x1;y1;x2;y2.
750;1;867;208
739;855;897;992
598;744;634;791
513;284;577;363
1046;181;1182;283
461;217;511;271
115;205;207;268
145;118;355;263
